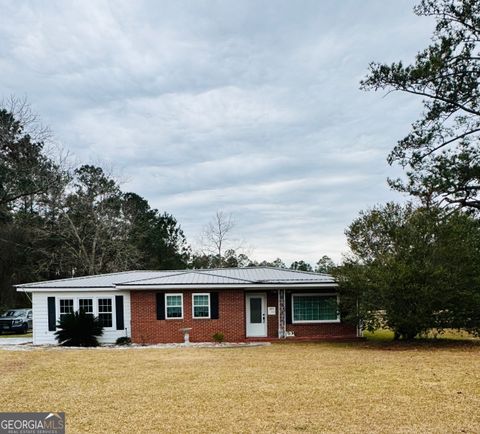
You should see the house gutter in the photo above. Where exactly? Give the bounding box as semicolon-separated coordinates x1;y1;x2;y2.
16;283;338;292
116;283;338;290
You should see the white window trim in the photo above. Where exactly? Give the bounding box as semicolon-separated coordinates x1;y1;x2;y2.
98;298;114;328
192;293;211;319
165;293;184;320
291;293;340;324
58;298;74;319
55;296;115;329
79;298;94;314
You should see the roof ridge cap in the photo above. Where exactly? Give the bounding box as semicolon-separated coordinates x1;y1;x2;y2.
115;270;193;285
196;270;254;283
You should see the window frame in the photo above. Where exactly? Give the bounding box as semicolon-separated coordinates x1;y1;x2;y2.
291;293;340;324
192;293;211;319
165;293;184;320
98;298;113;328
55;296;115;330
79;298;94;315
59;298;74;321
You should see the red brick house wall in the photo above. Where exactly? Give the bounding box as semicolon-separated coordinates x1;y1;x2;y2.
285;289;357;339
266;291;278;337
286;323;357;339
131;289;357;343
131;289;246;343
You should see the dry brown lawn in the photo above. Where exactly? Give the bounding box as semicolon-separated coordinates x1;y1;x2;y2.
1;342;479;433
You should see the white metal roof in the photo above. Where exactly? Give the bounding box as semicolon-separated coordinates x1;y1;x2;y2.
16;267;335;292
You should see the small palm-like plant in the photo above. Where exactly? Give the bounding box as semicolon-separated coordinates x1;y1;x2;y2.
55;311;104;347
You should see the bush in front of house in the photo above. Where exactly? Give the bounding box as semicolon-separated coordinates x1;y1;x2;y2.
55;311;104;347
335;204;480;340
115;336;132;346
212;332;224;344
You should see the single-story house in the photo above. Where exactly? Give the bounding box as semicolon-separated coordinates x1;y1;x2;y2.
16;267;358;345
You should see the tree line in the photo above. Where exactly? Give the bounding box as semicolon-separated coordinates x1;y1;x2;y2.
0;100;194;308
5;0;478;341
335;0;480;339
0;107;327;309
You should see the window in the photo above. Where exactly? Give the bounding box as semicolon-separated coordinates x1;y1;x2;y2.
79;299;93;315
165;294;183;319
192;294;210;318
59;299;74;320
292;294;339;323
98;298;113;327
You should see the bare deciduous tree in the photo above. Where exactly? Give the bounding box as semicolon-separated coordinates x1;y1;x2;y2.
196;211;251;268
1;95;52;144
201;211;235;258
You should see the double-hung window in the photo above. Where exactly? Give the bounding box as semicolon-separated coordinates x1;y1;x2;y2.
56;297;114;328
59;299;74;321
192;293;210;319
79;298;93;315
292;293;339;323
98;298;113;327
165;294;183;319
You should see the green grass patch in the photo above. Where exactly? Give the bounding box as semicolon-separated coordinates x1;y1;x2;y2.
364;328;478;342
363;329;394;341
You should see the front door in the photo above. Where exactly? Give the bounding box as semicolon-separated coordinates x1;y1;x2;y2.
246;293;267;337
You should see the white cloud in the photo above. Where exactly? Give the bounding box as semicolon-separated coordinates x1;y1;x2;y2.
0;0;434;264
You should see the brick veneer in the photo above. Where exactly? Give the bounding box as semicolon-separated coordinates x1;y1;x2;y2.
130;289;357;343
131;289;246;343
267;291;279;337
286;322;357;338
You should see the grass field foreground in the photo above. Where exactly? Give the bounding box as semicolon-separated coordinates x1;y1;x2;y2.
363;328;478;342
1;342;479;433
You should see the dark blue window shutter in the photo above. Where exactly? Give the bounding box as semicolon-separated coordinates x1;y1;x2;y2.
210;292;219;319
156;292;165;320
115;295;124;330
286;293;292;324
47;297;56;331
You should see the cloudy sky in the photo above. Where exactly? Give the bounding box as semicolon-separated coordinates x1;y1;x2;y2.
0;1;435;265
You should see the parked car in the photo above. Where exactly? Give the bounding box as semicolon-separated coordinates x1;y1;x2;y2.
0;309;32;334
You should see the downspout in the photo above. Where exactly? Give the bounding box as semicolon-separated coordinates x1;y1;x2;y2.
278;289;286;339
356;296;363;338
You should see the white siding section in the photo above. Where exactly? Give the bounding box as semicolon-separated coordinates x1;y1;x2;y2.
32;291;131;345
